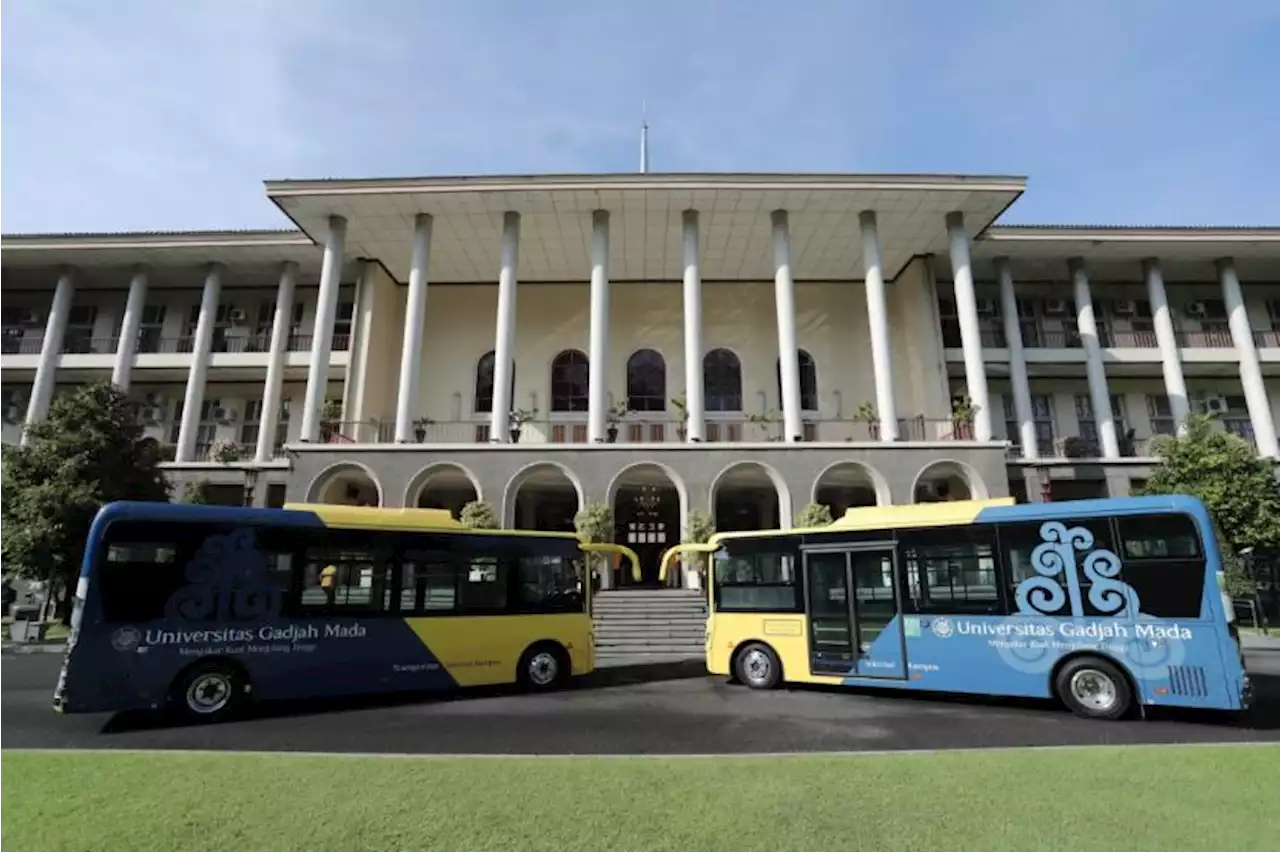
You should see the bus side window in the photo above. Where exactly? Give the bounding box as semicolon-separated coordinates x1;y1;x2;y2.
1116;513;1205;618
897;525;1004;616
715;544;801;613
516;554;583;614
998;518;1116;616
301;535;391;614
396;552;457;615
458;556;508;613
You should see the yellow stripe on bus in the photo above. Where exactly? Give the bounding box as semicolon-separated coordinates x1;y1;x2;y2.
402;614;594;687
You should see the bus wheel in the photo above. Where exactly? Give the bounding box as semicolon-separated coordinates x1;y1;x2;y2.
735;642;781;690
1054;656;1132;721
518;644;568;692
173;661;247;724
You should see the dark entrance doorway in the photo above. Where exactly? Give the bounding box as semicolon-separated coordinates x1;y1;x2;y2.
614;482;680;586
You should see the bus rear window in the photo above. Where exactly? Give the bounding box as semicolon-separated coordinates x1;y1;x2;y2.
1117;514;1201;559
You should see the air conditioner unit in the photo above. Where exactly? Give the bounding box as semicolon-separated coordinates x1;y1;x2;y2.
1043;298;1069;315
1186;300;1208;318
975;298;998;316
228;308;248;323
1112;299;1137;315
22;310;42;325
211;406;237;424
1203;395;1229;415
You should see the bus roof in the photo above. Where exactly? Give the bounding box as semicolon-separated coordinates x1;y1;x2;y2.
709;494;1210;545
90;501;582;540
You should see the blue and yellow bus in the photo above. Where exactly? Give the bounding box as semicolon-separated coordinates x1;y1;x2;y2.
54;501;638;722
661;495;1250;720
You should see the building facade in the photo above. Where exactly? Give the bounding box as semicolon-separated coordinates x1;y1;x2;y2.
4;173;1279;584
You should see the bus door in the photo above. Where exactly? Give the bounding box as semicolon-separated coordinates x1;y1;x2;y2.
803;543;907;680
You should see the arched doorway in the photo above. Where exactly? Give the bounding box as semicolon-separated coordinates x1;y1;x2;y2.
307;462;382;506
912;460;987;503
812;461;888;518
608;463;686;587
505;462;583;531
711;462;790;532
408;463;480;519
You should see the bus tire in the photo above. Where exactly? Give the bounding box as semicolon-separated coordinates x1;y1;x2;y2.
172;659;248;724
517;643;569;692
734;642;782;690
1054;655;1132;721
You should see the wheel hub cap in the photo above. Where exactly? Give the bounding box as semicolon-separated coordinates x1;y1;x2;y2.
1069;669;1118;712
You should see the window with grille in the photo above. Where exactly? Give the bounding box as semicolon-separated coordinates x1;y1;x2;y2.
1003;394;1056;448
775;350;818;411
626;349;666;412
550;350;589;412
704;349;743;412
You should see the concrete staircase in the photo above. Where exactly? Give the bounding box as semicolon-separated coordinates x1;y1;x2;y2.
592;589;707;666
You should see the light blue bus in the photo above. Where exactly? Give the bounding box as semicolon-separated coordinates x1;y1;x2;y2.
664;495;1251;720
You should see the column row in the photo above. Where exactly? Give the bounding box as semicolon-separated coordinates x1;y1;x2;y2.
20;259;306;464
991;256;1279;460
385;207;930;446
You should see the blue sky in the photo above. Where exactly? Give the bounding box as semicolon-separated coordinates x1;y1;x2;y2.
3;0;1278;233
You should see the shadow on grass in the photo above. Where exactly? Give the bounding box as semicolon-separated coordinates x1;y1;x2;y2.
99;658;710;734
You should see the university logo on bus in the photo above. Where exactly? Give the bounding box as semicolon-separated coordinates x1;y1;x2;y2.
163;527;283;623
1014;521;1141;618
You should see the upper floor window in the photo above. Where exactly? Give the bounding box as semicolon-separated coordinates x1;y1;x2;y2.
704;348;742;412
775;350;818;411
626;349;666;412
551;350;589;413
474;350;516;414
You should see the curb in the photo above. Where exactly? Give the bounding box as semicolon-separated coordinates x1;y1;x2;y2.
1;643;67;655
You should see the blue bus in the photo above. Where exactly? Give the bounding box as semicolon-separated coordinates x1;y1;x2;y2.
661;495;1251;720
54;501;638;722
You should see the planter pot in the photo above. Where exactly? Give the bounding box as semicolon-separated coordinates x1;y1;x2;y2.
415;429;426;442
606;426;619;443
319;424;334;442
683;566;702;591
509;427;522;444
677;427;687;442
869;422;880;440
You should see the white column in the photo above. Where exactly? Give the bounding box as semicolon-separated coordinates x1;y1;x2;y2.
394;214;433;443
299;215;347;442
859;211;897;441
22;270;75;442
490;212;521;441
176;264;223;462
996;257;1037;458
1070;258;1119;459
1219;258;1279;458
587;210;611;442
111;266;148;390
945;212;992;441
771;210;803;442
256;261;297;463
681;210;706;441
1143;257;1190;435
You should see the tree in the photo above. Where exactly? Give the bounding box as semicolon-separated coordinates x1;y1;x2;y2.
1;382;171;619
181;479;213;504
1138;414;1280;597
459;500;498;529
795;502;834;528
574;502;615;584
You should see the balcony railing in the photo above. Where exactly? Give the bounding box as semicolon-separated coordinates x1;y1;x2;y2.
1254;330;1280;349
1099;330;1159;348
1175;329;1234;348
61;336;118;355
305;416;985;446
2;336;44;355
1024;329;1082;348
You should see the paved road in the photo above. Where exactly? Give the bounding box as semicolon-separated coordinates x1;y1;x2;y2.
4;650;1279;755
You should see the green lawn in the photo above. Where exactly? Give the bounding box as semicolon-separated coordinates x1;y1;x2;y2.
3;745;1277;851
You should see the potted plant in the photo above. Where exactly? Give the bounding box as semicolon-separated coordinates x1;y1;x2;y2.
854;400;879;440
459;500;499;529
413;417;434;443
509;407;537;444
1062;435;1093;458
318;399;342;442
670;394;689;441
605;401;629;443
210;439;246;464
951;396;979;440
574;502;617;589
682;509;716;590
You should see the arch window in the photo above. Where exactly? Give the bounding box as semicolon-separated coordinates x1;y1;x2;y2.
626;349;666;412
703;349;743;412
551;350;590;412
474;351;515;413
775;349;819;411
